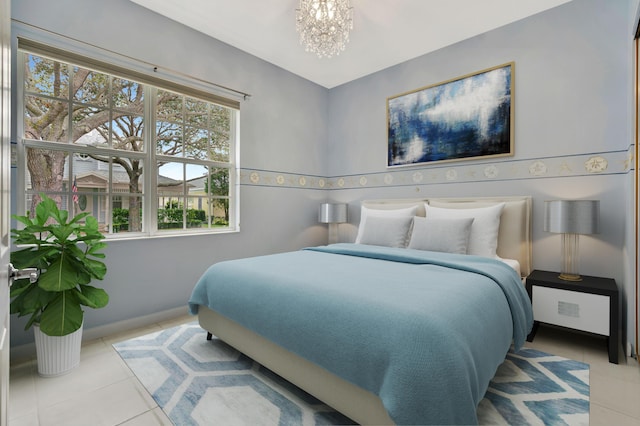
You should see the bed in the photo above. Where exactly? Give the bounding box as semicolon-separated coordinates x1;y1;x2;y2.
188;196;534;425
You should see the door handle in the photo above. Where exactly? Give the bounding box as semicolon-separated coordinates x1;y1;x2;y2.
8;263;39;287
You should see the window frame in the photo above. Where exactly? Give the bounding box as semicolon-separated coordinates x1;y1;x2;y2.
15;38;241;239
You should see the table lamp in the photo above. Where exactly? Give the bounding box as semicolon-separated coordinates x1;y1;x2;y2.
319;203;347;244
544;199;600;281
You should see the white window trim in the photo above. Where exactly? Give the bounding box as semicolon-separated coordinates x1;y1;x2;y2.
13;22;241;239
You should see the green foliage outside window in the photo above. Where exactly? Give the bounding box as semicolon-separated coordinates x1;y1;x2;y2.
21;50;237;236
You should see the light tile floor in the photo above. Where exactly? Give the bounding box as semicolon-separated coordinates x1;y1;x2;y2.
7;316;640;426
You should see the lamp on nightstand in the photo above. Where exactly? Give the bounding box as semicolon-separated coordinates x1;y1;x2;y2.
319;203;347;244
544;199;600;281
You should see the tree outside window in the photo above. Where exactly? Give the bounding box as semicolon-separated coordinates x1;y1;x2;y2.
20;52;237;236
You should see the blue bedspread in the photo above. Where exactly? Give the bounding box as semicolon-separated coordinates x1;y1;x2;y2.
188;244;533;425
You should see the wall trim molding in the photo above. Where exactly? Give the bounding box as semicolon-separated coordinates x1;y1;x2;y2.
241;148;633;190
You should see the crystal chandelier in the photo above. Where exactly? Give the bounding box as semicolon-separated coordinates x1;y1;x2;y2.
296;0;354;59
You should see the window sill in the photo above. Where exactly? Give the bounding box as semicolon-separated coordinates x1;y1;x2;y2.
105;227;240;242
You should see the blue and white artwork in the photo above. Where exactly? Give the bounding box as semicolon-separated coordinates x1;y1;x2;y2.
387;63;513;167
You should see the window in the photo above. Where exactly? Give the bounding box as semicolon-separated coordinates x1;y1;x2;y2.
18;46;239;237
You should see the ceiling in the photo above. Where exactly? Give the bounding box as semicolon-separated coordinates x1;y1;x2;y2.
130;0;572;89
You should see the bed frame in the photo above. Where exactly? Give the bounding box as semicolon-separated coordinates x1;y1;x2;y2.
198;196;532;425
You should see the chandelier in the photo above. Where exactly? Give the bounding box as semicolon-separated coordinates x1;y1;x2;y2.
295;0;354;59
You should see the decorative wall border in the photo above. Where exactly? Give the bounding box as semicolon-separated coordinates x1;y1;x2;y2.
239;170;330;190
240;148;634;190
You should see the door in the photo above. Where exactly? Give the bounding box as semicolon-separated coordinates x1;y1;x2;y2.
0;0;10;423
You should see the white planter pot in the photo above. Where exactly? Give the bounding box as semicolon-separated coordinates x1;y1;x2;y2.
34;324;83;377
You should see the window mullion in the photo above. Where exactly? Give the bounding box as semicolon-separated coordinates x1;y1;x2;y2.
183;163;187;230
230;111;240;230
154;155;230;169
67;63;74;212
67;63;73;145
147;85;158;235
106;76;113;233
182;98;187;230
22;139;147;160
16;52;26;216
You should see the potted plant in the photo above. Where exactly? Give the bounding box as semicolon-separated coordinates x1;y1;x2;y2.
10;194;109;376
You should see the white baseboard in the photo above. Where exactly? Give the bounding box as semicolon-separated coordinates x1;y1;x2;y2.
10;306;190;363
82;306;190;341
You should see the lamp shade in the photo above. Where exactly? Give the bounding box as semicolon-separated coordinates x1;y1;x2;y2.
319;203;347;224
544;200;600;235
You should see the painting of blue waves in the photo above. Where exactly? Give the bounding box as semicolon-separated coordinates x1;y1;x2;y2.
387;63;514;167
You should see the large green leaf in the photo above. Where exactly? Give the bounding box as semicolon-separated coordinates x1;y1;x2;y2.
65;244;85;259
24;312;41;331
74;235;104;245
37;253;78;292
10;246;52;269
10;284;55;318
82;258;107;280
34;198;54;226
12;215;34;227
84;215;99;232
9;279;33;298
68;212;90;225
11;224;49;245
60;253;99;282
39;291;83;336
86;242;108;253
75;285;109;309
11;230;39;245
48;224;74;243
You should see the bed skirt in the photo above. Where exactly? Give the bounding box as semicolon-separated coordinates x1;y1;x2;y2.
198;306;394;425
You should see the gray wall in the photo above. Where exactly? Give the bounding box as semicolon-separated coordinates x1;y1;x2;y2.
327;0;632;174
326;0;638;350
9;0;640;354
9;0;330;346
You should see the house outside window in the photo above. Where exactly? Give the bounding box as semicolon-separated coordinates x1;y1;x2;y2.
17;42;239;237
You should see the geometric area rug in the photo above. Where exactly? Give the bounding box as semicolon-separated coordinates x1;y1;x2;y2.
113;322;589;426
478;348;589;426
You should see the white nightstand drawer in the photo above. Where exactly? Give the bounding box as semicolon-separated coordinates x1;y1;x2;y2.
532;286;609;335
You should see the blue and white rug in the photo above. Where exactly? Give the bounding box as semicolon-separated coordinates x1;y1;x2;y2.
479;348;589;425
113;322;589;425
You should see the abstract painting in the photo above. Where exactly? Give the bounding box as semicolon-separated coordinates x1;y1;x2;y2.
387;63;514;167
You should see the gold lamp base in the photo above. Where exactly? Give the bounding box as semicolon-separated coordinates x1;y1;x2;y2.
558;273;582;282
559;233;582;282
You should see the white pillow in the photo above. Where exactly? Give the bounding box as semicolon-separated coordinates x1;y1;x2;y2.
408;217;474;254
355;205;419;245
358;216;414;248
424;202;505;258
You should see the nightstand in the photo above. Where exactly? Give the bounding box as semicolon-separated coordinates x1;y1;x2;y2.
525;269;620;364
